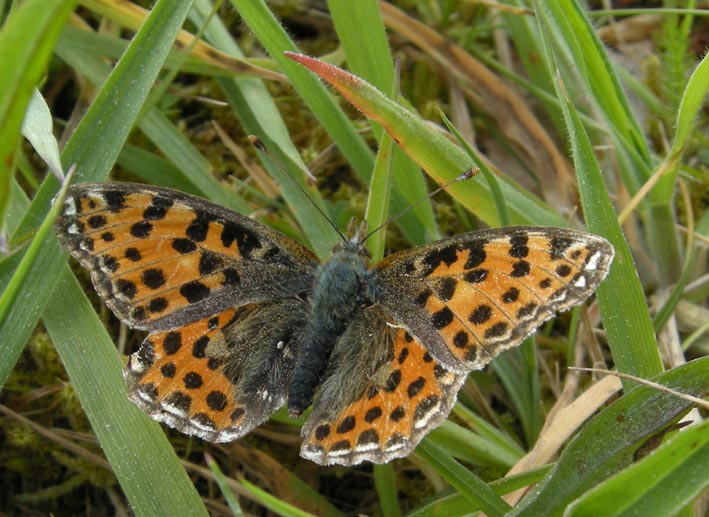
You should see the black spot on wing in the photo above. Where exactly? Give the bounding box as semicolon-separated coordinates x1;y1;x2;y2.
509;234;529;258
186;211;215;242
463;241;486;269
550;236;573;260
180;281;210;303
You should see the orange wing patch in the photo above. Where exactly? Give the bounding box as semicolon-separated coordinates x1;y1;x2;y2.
300;327;466;466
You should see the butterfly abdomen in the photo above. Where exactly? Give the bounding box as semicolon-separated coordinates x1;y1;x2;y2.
288;249;375;417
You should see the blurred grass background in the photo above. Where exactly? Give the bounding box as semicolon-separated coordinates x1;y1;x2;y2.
0;1;707;515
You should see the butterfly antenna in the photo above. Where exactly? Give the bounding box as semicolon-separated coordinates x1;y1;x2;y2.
249;136;347;242
361;168;478;244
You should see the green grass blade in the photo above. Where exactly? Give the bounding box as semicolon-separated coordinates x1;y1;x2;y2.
510;358;709;516
407;467;552;516
452;403;526;458
490;340;542;447
651;50;709;206
229;0;374;182
365;129;395;262
374;464;401;517
328;0;437;244
205;454;244;516
327;0;393;95
44;271;207;515
535;5;663;382
0;0;75;229
0;168;73;331
441;111;511;227
566;420;709;516
415;440;511;517
427;419;521;469
239;478;318;517
561;81;663;380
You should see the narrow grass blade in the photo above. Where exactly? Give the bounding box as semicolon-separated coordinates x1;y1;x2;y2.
535;7;663;382
205;454;244;516
239;478;318;517
0;168;73;331
491;340;542;447
327;0;394;95
44;271;207;514
365;130;395;262
407;467;552;516
510;358;709;516
415;439;511;517
328;0;438;243
566;420;709;516
441;111;510;227
427;420;521;469
651;50;709;205
374;464;401;517
0;0;75;227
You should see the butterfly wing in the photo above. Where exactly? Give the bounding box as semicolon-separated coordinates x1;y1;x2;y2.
55;182;319;331
56;182;319;441
300;307;465;466
127;299;306;442
375;226;614;372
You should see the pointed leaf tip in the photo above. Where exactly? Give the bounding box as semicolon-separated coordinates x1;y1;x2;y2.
284;51;363;90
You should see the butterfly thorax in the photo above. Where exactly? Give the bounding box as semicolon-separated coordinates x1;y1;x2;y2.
287;241;378;417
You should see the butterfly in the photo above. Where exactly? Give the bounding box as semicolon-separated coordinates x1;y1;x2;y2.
54;182;614;466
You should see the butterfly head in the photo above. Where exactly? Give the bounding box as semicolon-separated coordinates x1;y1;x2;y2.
331;218;370;259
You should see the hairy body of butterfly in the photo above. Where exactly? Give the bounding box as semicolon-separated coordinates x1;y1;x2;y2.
289;236;378;417
55;182;614;466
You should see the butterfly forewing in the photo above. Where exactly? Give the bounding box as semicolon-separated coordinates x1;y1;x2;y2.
56;183;318;331
376;227;614;371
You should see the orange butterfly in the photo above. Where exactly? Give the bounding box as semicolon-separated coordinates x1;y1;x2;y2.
56;182;613;465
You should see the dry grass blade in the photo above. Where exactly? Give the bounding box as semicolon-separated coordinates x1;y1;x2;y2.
569;367;709;409
503;376;622;505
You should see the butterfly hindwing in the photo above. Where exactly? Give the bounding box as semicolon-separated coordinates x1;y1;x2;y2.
301;308;466;466
376;227;614;371
127;298;307;442
56;183;318;331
